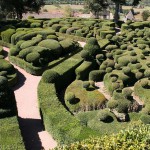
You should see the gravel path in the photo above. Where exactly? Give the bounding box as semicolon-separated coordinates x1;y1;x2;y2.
3;47;57;150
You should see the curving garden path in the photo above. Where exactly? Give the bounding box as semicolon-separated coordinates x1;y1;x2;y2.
3;47;57;150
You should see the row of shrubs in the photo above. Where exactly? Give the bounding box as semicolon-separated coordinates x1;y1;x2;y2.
38;56;100;144
56;123;150;149
0;76;25;149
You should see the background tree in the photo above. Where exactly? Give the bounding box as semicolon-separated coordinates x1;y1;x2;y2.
0;0;44;19
84;0;108;18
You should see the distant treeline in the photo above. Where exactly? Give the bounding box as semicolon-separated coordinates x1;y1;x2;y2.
44;0;84;5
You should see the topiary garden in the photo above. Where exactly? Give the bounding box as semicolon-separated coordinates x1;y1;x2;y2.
0;18;149;148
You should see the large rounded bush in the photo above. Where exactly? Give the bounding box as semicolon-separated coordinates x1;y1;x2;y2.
26;52;40;64
89;70;105;81
83;37;100;57
38;39;63;58
42;70;60;83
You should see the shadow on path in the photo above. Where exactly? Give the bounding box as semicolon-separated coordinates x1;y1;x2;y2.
13;70;26;91
18;117;44;150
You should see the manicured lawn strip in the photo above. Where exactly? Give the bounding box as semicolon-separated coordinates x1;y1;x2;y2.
0;116;25;150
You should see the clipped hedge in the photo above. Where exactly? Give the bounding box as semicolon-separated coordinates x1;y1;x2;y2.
1;29;16;43
75;61;97;80
38;57;97;144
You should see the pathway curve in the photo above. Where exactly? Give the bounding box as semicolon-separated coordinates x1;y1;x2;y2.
3;47;57;150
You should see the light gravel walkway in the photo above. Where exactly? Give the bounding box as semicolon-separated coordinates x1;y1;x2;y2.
3;47;57;150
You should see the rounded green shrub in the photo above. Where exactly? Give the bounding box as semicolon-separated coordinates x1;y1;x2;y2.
106;67;113;73
127;46;133;51
111;77;118;82
140;54;145;59
117;100;131;113
47;35;58;40
130;57;137;64
42;70;60;83
106;53;113;59
121;44;127;50
38;39;63;58
130;51;137;56
107;100;118;109
122;67;131;75
144;70;150;78
26;52;40;64
105;45;118;51
89;70;105;81
106;34;113;40
138;44;147;49
80;50;90;60
97;109;111;122
135;72;143;79
83;37;100;57
122;88;133;98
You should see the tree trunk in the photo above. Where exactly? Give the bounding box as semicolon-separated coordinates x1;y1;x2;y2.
114;2;120;23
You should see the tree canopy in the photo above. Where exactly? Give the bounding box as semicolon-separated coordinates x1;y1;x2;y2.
0;0;44;19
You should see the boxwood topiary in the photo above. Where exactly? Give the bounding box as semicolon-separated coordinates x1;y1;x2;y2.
65;92;76;104
80;50;90;60
89;70;105;81
83;37;100;57
38;39;63;58
26;52;40;65
42;69;60;83
107;100;118;109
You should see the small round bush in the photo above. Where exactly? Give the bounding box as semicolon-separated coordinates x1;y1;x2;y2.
107;100;118;109
96;54;104;60
112;83;120;91
97;109;110;122
130;51;137;56
89;80;95;87
142;49;149;56
80;50;90;60
121;44;127;50
138;44;147;49
105;45;118;51
115;64;122;70
65;92;76;104
106;34;113;40
117;100;131;113
140;54;145;59
144;70;150;78
122;88;133;98
89;70;105;82
100;64;107;70
135;72;143;79
133;43;137;47
130;57;137;64
111;77;118;82
136;63;142;69
106;67;113;73
47;35;58;40
26;52;40;64
127;46;133;51
141;79;149;88
106;53;113;59
42;70;60;83
140;114;150;124
82;81;90;89
122;67;131;75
